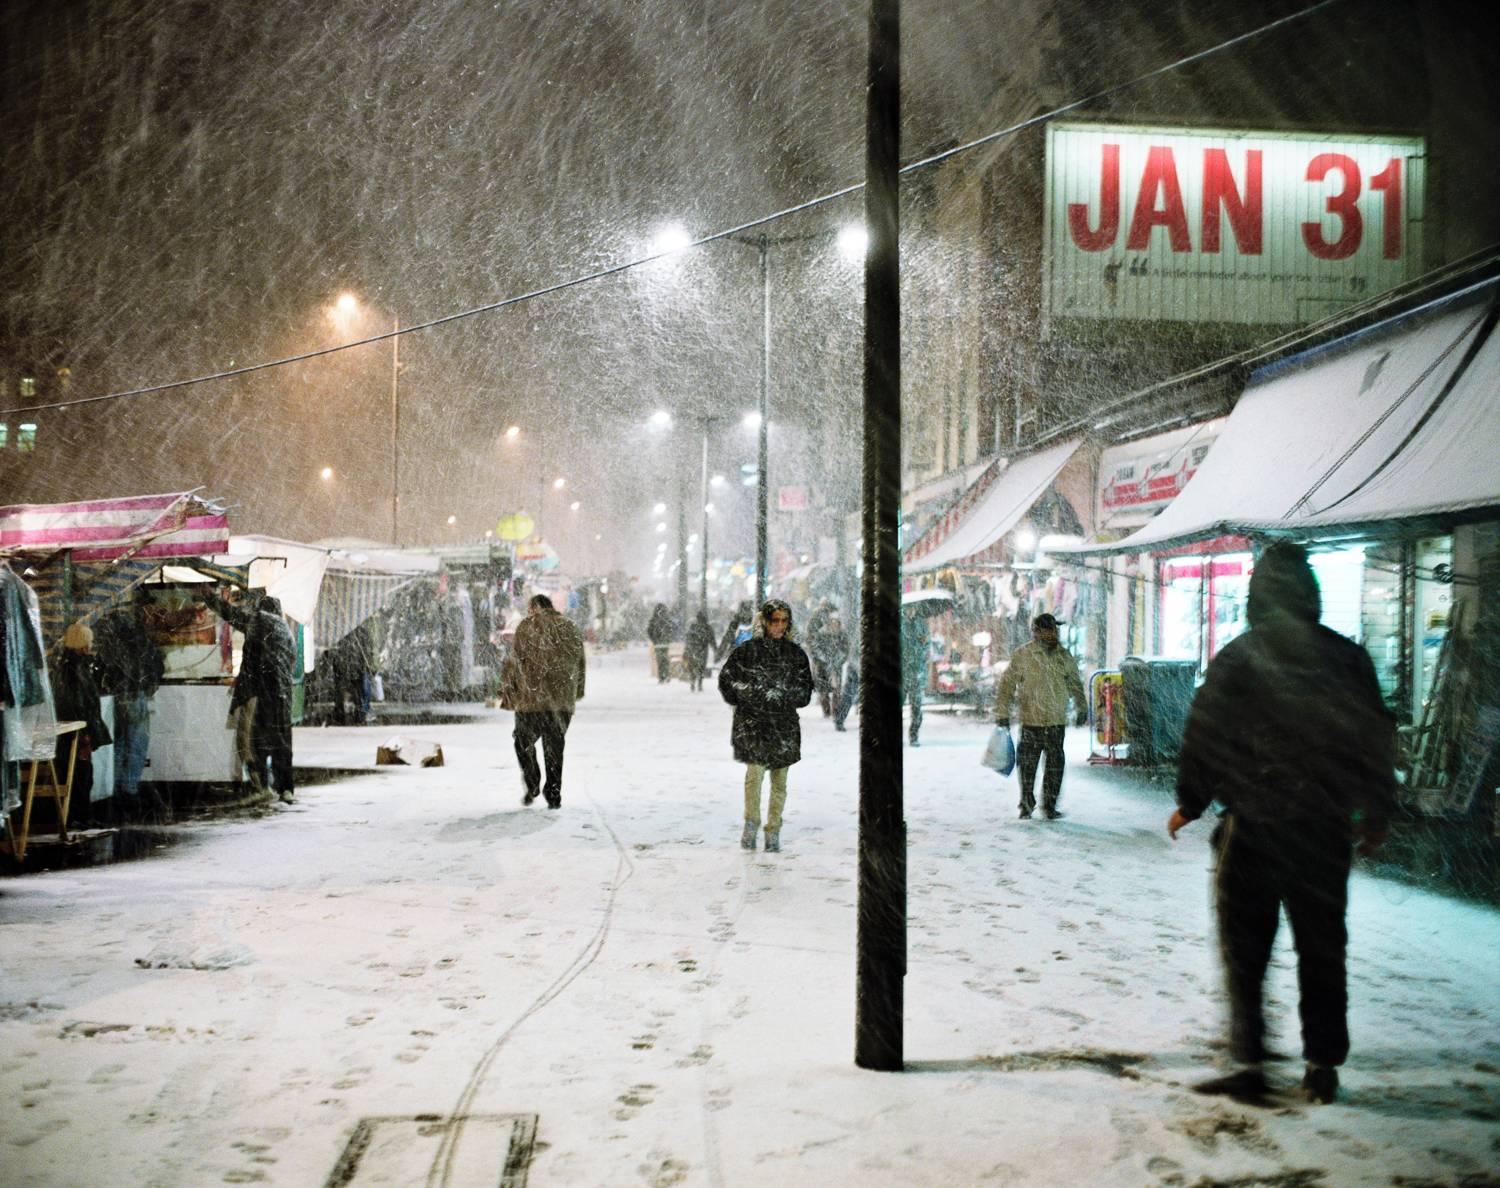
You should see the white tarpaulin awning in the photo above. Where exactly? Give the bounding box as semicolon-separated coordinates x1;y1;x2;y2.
903;438;1082;574
228;535;331;626
1057;286;1500;556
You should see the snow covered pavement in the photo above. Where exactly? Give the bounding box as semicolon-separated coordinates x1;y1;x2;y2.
2;647;1496;1186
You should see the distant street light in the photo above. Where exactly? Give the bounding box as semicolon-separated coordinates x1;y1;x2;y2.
320;466;334;481
652;501;667;516
649;409;673;430
570;500;580;511
552;476;566;490
447;514;457;526
504;424;521;440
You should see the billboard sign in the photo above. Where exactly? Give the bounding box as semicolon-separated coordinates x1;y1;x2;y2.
1044;122;1425;327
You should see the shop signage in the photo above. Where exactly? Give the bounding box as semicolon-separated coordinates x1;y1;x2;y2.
777;485;809;511
1101;438;1215;512
1044;122;1425;327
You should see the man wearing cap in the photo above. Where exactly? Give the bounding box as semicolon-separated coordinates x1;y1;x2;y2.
994;613;1088;820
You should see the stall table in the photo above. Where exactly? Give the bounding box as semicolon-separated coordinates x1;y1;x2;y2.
2;720;85;862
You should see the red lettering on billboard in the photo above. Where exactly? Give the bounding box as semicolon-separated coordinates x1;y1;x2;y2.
1067;142;1120;252
1301;153;1363;260
1126;147;1191;252
1369;157;1403;260
1201;148;1262;254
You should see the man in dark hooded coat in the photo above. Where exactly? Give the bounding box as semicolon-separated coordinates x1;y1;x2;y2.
1169;542;1396;1105
200;588;297;802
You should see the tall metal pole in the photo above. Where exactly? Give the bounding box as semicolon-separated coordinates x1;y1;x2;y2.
756;236;771;608
700;420;711;612
391;315;401;546
677;455;689;632
856;0;903;1072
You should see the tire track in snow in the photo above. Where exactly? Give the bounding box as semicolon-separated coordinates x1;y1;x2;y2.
426;790;636;1188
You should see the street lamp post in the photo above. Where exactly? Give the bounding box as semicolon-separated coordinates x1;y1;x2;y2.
390;313;400;545
757;238;771;607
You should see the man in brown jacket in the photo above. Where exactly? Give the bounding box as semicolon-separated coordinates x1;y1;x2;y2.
501;594;586;809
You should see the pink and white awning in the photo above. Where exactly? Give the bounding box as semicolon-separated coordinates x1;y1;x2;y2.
0;491;229;561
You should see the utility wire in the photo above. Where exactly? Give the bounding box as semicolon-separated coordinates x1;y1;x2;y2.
3;0;1348;420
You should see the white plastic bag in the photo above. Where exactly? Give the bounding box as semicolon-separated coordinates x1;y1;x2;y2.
981;726;1016;776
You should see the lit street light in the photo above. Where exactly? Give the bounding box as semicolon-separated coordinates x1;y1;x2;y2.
320;466;334;481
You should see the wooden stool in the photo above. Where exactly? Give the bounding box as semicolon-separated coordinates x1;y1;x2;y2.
2;720;85;863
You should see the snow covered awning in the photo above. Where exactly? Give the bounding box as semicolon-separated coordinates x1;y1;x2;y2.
1054;284;1500;557
313;546;441;649
903;439;1083;574
0;490;229;561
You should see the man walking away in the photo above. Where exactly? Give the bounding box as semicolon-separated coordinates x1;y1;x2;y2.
647;603;674;684
994;613;1087;819
94;593;168;822
811;613;850;719
1169;542;1396;1105
502;595;586;809
685;610;716;692
900;610;930;746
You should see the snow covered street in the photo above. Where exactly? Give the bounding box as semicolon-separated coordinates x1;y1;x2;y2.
2;647;1497;1186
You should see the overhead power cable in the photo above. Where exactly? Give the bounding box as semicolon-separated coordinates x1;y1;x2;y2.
2;0;1348;419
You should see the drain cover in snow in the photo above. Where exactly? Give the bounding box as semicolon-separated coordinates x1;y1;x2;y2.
324;1113;536;1187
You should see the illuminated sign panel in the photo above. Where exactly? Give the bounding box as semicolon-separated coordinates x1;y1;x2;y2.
1044;123;1425;326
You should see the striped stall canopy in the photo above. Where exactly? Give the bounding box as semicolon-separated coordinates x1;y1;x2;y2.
0;491;229;562
22;555;253;647
314;569;422;649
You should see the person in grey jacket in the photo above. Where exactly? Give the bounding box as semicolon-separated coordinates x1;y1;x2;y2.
994;612;1088;819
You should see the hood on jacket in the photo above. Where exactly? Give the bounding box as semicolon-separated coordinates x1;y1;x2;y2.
1246;541;1321;627
752;598;796;641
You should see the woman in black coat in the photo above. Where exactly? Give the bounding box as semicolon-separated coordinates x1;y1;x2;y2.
717;598;814;853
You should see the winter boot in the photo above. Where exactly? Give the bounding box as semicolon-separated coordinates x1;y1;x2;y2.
740;820;758;851
1192;1065;1269;1102
1301;1064;1338;1104
764;829;781;853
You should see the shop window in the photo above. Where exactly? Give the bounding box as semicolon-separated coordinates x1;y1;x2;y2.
1309;547;1366;642
0;422;7;450
19;375;36;399
17;423;37;453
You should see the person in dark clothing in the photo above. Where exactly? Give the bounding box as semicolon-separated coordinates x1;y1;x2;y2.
811;613;850;718
52;622;112;831
717;598;814;853
684;610;716;692
1169;542;1397;1105
646;603;675;684
716;600;754;662
501;594;586;809
833;652;859;733
94;594;168;821
900;611;930;746
200;588;297;803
